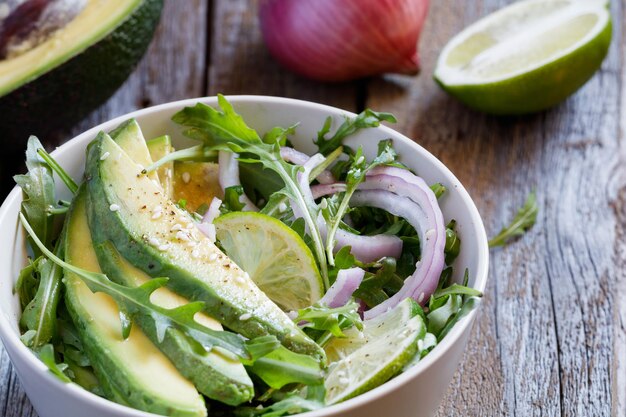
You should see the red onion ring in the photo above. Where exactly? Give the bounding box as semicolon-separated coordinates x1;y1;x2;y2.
319;267;365;308
218;151;258;211
281;147;335;184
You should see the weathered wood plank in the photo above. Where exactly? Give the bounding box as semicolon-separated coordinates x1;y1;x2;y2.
365;1;624;416
0;1;209;416
208;0;359;111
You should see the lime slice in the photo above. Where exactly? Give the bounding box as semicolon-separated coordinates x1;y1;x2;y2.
324;298;426;404
434;0;612;114
214;212;324;311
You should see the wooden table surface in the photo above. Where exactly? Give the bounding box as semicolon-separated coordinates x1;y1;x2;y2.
2;0;625;416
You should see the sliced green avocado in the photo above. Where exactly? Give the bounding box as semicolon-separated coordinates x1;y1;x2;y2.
85;132;324;361
147;135;174;197
99;123;254;405
64;190;207;417
0;0;163;142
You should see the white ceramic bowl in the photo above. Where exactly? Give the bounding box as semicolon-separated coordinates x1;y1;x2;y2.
0;96;489;417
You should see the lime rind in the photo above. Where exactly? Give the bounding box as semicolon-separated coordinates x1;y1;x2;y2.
434;0;612;114
324;298;426;404
214;212;324;311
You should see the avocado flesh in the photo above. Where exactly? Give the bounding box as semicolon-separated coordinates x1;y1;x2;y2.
147;135;174;197
109;119;159;183
101;122;254;404
0;0;142;96
94;242;255;405
0;0;162;152
64;191;207;417
85;132;324;360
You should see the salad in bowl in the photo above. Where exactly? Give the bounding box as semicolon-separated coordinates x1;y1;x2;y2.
2;95;488;417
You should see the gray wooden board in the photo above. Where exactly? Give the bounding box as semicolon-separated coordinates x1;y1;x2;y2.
2;0;625;416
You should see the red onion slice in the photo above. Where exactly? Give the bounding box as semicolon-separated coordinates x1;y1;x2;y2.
319;267;365;308
218;151;258;211
294;156;403;263
309;166;446;318
202;197;223;224
311;182;347;199
353;173;445;319
281;147;335;184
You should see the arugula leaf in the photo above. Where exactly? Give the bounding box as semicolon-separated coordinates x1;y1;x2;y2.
19;239;63;348
37;344;71;383
432;284;482;299
221;185;246;213
253;388;324;416
247;346;324;389
296;301;362;339
489;191;538;247
327;246;356;285
21;213;250;360
430;183;447;199
13;136;56;256
315;109;397;156
263;123;298;146
36;147;78;194
427;295;462;336
144;144;218;173
324;140;397;266
444;220;461;265
172;95;328;286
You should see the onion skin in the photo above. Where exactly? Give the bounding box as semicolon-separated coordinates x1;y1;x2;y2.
258;0;430;82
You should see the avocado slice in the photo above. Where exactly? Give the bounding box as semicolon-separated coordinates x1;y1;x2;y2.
0;0;163;142
105;120;255;404
85;132;324;360
64;190;207;417
147;135;174;197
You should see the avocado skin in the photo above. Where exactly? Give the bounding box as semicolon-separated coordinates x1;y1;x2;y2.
64;190;206;417
0;0;163;145
85;132;325;361
94;241;255;406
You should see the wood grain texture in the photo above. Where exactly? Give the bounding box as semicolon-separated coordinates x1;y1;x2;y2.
2;0;626;416
365;1;624;416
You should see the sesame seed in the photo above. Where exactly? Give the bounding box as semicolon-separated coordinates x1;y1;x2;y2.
339;377;350;385
100;152;110;161
191;249;200;258
239;313;251;321
356;155;365;164
182;172;191;183
158;243;170;251
153;205;163;213
109;204;120;212
171;224;183;231
151;211;162;220
149;237;160;246
176;231;190;241
208;253;218;262
417;292;425;304
235;275;246;284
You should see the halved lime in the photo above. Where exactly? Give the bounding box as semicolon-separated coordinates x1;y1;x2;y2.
434;0;612;114
324;298;426;404
214;212;324;311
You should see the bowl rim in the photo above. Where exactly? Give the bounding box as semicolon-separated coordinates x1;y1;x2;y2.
0;95;489;417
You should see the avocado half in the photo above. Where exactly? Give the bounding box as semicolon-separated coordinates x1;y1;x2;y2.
0;0;163;143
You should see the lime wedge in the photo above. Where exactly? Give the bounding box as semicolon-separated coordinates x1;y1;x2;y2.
434;0;612;114
214;212;324;311
324;298;426;404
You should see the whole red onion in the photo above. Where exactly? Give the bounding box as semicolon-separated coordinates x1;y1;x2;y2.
258;0;430;82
